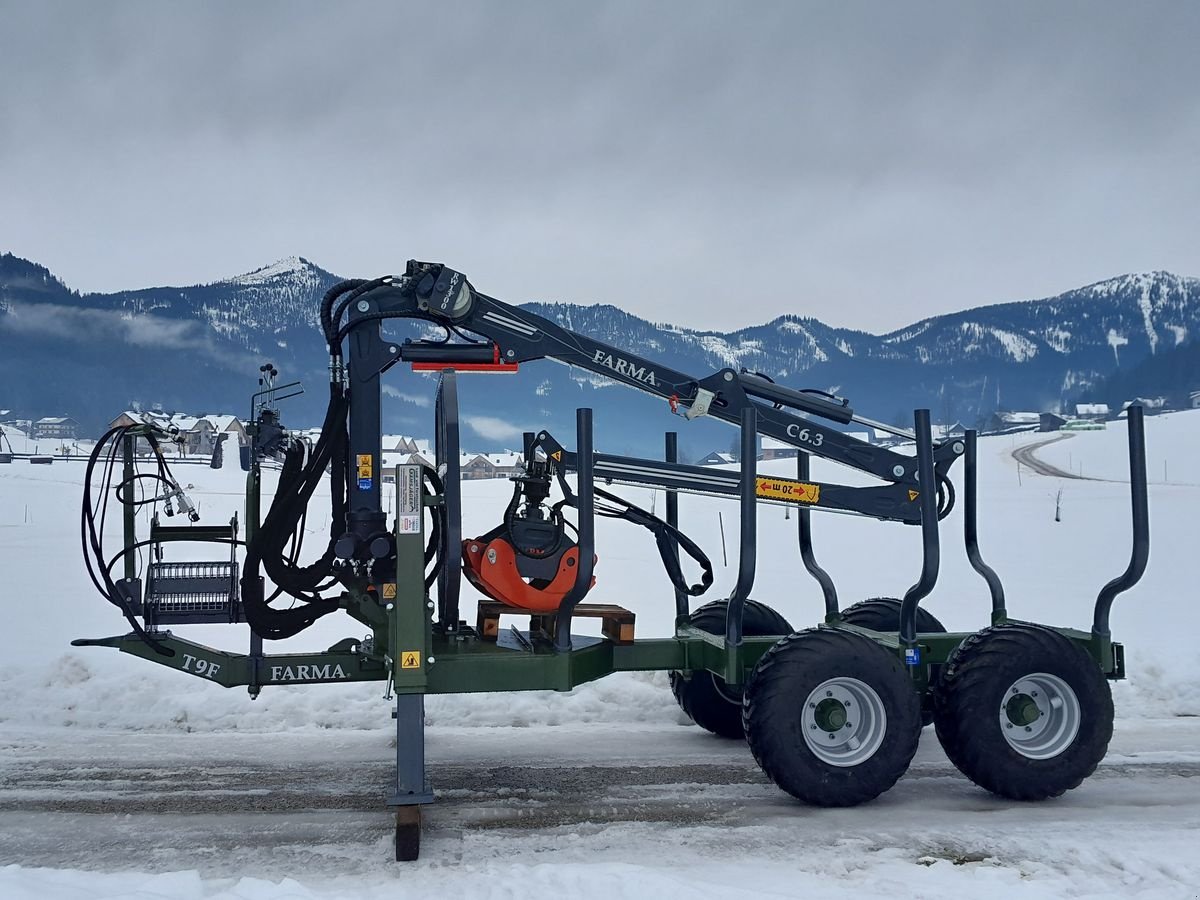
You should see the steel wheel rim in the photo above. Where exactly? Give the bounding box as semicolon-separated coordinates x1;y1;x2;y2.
801;677;887;767
998;672;1081;760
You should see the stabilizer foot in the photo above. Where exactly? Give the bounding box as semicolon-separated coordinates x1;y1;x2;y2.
394;805;421;861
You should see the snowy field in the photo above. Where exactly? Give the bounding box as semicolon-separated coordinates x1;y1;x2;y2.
0;410;1197;898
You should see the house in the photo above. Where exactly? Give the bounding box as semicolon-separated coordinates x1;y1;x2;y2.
199;414;248;447
1191;390;1200;410
381;451;435;483
697;450;736;466
760;437;797;461
382;435;433;457
986;411;1041;433
946;421;969;437
165;415;215;455
459;450;524;480
32;417;79;440
107;411;244;455
1117;398;1168;418
1075;403;1110;420
1039;413;1067;432
1118;397;1167;418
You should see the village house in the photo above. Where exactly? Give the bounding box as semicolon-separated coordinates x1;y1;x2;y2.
1039;413;1067;432
1117;398;1168;418
381;447;523;483
759;437;797;461
380;450;435;483
32;416;79;440
107;411;247;456
461;450;524;480
986;411;1041;433
1074;403;1110;421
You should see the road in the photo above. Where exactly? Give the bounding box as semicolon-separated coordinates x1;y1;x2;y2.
2;719;1199;890
1010;433;1093;480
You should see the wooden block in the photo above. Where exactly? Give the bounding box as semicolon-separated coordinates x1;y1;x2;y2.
473;600;636;645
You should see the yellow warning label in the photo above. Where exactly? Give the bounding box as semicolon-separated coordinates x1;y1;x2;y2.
357;453;373;479
551;450;562;461
382;583;397;600
908;490;920;502
755;477;820;504
400;651;421;669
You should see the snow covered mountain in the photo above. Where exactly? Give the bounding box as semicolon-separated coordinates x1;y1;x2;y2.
1;252;1197;458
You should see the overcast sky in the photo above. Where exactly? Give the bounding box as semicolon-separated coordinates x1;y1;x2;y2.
1;1;1197;332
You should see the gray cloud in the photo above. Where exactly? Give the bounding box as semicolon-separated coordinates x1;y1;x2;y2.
1;1;1198;332
0;300;258;369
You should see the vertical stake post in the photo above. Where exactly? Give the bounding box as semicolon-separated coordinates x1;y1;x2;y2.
963;430;1006;623
554;409;595;651
665;432;687;621
797;451;838;621
1092;405;1150;648
898;409;940;651
724;406;758;684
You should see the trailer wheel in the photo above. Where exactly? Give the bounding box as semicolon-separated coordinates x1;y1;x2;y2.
840;597;947;726
395;806;421;861
670;599;792;739
933;623;1113;801
743;628;922;806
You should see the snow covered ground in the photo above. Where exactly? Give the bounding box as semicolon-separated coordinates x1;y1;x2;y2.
0;409;1197;897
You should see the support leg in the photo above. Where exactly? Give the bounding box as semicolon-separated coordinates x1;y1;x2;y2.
390;692;432;860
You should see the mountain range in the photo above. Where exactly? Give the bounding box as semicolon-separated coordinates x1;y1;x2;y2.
2;252;1197;461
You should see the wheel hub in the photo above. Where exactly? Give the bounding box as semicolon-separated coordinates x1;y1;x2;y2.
998;672;1081;760
801;677;887;767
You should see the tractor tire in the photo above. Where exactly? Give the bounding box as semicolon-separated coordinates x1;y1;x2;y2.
670;599;792;739
742;627;922;807
840;597;948;726
840;596;947;636
933;623;1113;801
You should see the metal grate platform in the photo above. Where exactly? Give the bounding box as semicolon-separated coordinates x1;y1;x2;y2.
145;560;241;626
143;517;242;628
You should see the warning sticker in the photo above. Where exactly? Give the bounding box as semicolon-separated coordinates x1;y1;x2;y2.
382;583;397;600
400;651;421;670
755;477;820;504
551;450;562;461
357;453;373;479
908;490;920;502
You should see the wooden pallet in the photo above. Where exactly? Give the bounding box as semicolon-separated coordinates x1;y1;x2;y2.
476;600;636;645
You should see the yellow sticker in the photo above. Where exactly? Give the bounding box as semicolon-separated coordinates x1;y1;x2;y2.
755;477;820;504
382;583;397;599
400;651;421;670
908;490;919;501
551;450;562;461
357;453;373;478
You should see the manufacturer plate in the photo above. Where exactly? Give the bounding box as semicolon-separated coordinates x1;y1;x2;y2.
397;465;421;534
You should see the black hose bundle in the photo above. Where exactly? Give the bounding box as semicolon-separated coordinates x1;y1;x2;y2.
550;471;714;598
80;426;174;656
591;486;714;597
240;382;349;639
